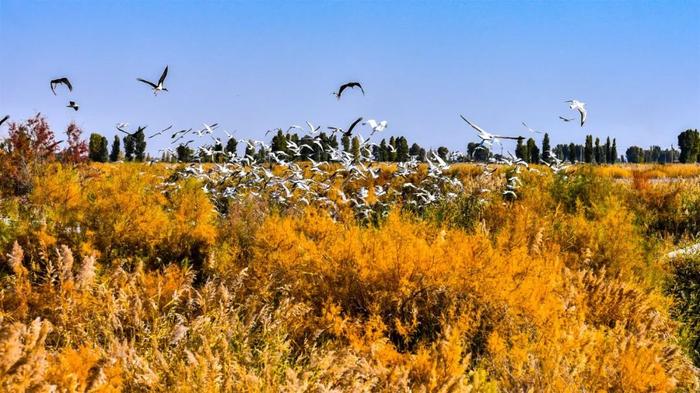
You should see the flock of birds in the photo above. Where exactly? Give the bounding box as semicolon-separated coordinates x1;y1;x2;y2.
6;67;699;258
0;65;589;220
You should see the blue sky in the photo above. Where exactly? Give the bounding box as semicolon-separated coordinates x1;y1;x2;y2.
1;0;698;155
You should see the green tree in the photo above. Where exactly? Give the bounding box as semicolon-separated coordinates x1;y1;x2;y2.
594;137;603;164
437;146;449;161
568;143;576;163
176;144;194;162
541;133;551;162
604;137;612;163
611;139;618;164
388;136;397;161
133;129;147;162
467;142;489;162
409;142;422;159
109;135;121;162
123;135;135;162
584;135;593;163
625;146;645;163
341;134;351;153
515;137;528;162
396;137;410;162
244;141;256;160
678;129;700;163
527;138;540;164
213;142;224;163
88;133;109;162
351;136;361;163
271;130;288;155
225;137;238;157
377;139;388;161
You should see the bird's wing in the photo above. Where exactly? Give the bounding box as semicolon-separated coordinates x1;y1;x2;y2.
62;78;73;91
50;80;57;95
356;83;365;95
459;115;487;135
579;107;587;126
347;117;363;135
159;66;169;85
137;78;158;88
0;115;8;126
522;122;536;133
366;119;377;129
337;84;348;98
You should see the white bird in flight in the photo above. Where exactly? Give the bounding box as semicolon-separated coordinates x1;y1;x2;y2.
521;122;542;134
460;115;520;147
137;65;169;95
364;119;388;135
565;99;587;127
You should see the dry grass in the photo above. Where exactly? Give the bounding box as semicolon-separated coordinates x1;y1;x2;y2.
0;163;699;391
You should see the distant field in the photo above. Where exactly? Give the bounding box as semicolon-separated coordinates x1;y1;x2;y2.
1;161;700;391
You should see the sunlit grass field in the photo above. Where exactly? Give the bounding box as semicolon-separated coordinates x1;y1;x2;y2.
1;162;699;391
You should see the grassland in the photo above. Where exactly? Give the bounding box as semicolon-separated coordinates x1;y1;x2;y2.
1;162;699;391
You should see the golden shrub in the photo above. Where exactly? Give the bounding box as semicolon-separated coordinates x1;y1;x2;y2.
1;162;699;391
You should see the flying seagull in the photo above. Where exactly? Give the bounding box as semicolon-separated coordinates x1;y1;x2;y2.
459;115;521;147
67;101;79;111
171;128;192;139
343;117;363;137
364;119;388;135
521;122;542;134
333;82;364;99
118;125;147;137
0;115;8;126
149;125;173;139
558;116;575;122
50;77;73;95
305;121;321;134
137;66;169;95
565;100;587;127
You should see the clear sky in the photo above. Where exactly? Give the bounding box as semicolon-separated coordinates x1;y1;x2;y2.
1;0;698;155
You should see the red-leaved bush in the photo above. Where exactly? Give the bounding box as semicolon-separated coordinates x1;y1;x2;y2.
60;122;88;164
0;115;87;196
0;114;59;195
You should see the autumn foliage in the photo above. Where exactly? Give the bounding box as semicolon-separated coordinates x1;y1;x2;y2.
0;118;699;391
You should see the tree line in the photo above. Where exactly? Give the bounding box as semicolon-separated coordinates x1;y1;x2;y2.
467;129;700;165
86;128;451;164
88;129;149;162
85;128;700;164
